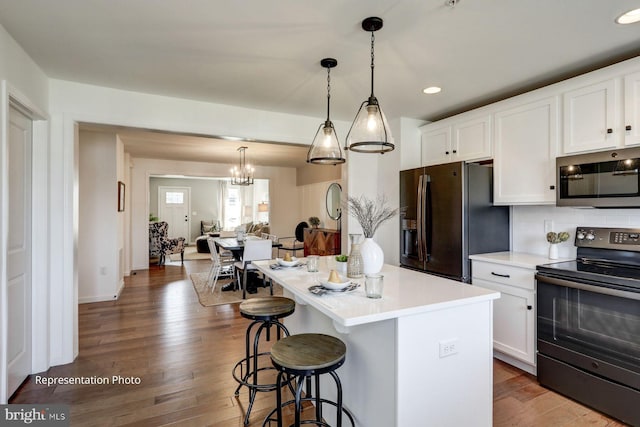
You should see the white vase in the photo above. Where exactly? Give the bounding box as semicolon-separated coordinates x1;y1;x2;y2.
549;244;559;260
361;237;384;274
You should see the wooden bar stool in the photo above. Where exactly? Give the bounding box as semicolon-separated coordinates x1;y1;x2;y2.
232;297;296;425
262;333;355;427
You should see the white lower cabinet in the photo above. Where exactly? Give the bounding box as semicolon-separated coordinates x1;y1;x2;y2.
472;260;537;374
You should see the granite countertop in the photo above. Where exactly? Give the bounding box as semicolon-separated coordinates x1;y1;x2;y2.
254;257;499;328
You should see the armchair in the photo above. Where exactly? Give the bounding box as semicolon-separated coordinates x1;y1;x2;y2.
149;221;186;265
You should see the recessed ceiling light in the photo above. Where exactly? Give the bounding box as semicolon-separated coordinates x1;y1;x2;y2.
423;86;442;94
616;8;640;24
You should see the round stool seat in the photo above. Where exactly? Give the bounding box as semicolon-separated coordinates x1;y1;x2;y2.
239;296;295;320
263;333;354;427
271;333;346;373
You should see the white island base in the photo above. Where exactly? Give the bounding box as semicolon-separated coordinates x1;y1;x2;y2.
256;260;497;426
283;290;494;427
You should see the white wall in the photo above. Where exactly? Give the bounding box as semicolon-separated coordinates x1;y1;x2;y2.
299;179;344;232
512;205;640;259
78;130;121;302
0;24;50;403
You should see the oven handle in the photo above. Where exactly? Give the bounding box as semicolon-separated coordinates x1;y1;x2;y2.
535;274;640;301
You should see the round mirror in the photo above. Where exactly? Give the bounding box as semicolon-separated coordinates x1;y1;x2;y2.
326;183;342;220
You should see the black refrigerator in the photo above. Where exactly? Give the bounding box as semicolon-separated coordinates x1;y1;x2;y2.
399;162;509;282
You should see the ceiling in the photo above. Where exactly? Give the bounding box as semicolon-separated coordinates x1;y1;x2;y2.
1;0;639;166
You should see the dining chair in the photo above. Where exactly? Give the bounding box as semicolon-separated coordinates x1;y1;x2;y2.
234;239;273;299
278;221;307;257
207;237;234;292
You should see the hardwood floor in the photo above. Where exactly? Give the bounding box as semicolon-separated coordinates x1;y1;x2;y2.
10;260;628;426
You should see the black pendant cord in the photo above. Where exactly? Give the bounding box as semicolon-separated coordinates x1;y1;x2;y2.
326;66;331;123
370;31;375;99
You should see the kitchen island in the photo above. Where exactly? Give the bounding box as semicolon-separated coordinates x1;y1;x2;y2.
255;257;499;427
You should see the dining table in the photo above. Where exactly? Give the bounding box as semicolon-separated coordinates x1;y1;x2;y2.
254;255;498;427
214;236;282;261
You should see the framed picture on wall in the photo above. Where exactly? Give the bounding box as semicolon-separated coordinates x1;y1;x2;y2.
118;181;125;212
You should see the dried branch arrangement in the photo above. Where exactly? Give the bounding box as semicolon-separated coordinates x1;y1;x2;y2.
345;195;398;238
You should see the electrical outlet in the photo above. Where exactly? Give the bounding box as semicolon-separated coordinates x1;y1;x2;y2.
439;338;459;358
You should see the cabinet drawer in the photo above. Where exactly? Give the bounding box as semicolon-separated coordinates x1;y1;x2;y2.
471;261;535;290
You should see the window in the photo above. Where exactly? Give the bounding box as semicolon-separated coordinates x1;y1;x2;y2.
224;188;241;229
165;191;184;204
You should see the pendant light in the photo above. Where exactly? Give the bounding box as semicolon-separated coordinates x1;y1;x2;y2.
307;58;346;165
230;146;254;185
346;16;394;154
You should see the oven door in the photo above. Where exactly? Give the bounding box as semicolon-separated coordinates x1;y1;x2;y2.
536;273;640;425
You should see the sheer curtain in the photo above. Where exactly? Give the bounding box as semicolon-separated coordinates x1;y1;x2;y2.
217;179;267;230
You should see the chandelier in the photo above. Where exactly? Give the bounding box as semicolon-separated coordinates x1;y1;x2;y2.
230;146;254;185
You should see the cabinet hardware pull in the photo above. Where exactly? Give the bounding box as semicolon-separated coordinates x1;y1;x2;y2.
452;150;457;153
549;185;555;190
445;151;449;155
527;305;532;310
626;125;632;131
607;128;613;134
491;272;510;278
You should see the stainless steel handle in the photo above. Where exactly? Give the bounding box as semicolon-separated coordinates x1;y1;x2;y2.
535;274;640;301
424;175;431;259
491;272;511;278
417;175;424;262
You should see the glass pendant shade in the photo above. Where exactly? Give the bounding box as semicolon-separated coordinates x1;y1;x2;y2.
307;57;345;165
347;16;394;154
347;97;393;153
308;120;344;164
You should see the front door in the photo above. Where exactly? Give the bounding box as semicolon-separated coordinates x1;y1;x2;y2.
6;104;32;397
158;186;191;243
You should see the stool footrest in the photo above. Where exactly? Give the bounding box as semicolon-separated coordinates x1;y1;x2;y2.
261;397;355;427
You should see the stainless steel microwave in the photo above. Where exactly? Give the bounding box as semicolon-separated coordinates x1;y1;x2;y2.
556;147;640;208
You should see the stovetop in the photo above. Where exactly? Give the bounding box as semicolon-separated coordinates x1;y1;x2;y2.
536;226;640;292
537;258;640;291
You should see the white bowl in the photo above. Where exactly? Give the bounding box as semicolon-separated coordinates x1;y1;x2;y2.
320;276;351;290
277;257;300;267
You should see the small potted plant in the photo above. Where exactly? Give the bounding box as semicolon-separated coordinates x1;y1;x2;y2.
335;254;348;274
546;231;570;260
308;216;321;228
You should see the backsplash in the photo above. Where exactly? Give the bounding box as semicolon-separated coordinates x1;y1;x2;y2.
512;206;640;259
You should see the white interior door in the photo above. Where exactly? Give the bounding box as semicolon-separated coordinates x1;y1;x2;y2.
158;186;191;243
6;104;32;397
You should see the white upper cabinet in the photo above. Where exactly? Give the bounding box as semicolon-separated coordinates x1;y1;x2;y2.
563;79;619;154
494;96;559;205
420;114;492;166
624;71;640;147
421;123;451;166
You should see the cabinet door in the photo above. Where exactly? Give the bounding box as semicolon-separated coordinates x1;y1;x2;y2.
563;79;619;153
624;71;640;147
494;96;558;204
474;278;536;365
453;115;492;162
421;124;451;166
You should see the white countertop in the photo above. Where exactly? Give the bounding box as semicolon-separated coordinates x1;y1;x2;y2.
469;251;573;270
255;257;499;328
